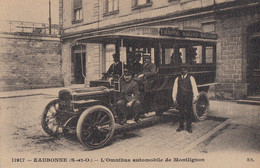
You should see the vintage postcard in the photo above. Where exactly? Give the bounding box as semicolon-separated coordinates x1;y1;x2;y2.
0;0;260;168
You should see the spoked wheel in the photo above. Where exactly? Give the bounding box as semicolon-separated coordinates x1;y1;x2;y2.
77;105;115;150
41;99;63;136
193;92;209;121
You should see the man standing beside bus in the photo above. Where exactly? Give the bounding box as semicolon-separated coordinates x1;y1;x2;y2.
172;64;199;133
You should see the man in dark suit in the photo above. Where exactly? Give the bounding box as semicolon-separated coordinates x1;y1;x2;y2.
105;53;124;84
116;70;142;125
137;53;156;80
106;53;123;77
127;52;143;76
172;64;199;133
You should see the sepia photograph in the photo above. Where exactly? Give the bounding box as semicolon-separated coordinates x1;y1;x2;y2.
0;0;260;168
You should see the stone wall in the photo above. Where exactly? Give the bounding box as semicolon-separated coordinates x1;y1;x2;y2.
215;8;260;100
0;34;63;91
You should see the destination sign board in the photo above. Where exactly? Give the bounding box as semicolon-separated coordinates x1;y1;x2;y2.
159;27;218;40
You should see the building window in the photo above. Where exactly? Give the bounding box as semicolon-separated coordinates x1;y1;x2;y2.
132;0;152;9
104;0;119;16
73;0;83;23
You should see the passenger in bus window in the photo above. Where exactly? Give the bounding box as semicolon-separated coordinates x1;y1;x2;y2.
105;53;124;84
137;53;156;80
172;64;199;133
170;51;182;65
127;52;142;77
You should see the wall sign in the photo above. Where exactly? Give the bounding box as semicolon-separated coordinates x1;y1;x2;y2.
159;27;218;40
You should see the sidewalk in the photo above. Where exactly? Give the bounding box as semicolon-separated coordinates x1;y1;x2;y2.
0;85;84;98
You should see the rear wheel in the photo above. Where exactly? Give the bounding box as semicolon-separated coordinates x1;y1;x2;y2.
193;92;209;121
77;105;115;149
41;99;63;136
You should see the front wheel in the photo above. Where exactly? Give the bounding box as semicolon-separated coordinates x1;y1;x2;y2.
77;105;115;150
41;99;63;136
193;92;209;121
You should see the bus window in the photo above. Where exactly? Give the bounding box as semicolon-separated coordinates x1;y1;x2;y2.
194;46;202;64
180;48;186;63
105;44;115;71
151;48;155;64
165;48;174;64
206;46;214;63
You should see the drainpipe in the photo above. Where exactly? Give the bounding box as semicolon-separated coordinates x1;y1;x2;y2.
49;0;52;35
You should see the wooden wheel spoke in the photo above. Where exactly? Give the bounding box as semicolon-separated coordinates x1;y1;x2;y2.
49;106;57;113
94;130;107;143
99;127;111;135
98;114;108;125
82;127;92;135
89;137;95;144
95;111;103;124
48;118;57;124
53;103;59;110
99;120;111;126
82;122;95;127
45;115;52;122
84;116;94;125
84;132;94;142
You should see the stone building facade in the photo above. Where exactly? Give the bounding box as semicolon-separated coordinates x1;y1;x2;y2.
59;0;260;100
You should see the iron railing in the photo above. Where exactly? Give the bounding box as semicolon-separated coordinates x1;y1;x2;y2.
0;20;60;37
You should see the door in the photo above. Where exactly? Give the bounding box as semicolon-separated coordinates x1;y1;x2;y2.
250;37;260;94
74;52;86;84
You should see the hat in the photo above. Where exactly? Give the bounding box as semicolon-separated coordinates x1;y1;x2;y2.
143;53;151;59
134;52;142;57
123;69;133;76
180;64;190;70
112;53;120;58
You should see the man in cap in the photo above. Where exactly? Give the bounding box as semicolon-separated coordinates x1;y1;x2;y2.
137;53;156;80
106;53;124;83
103;54;123;85
172;64;199;133
116;69;142;125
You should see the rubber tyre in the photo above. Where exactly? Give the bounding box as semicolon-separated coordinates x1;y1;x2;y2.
41;99;63;137
192;92;209;121
77;105;115;150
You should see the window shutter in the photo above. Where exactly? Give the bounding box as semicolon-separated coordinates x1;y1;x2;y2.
74;0;82;9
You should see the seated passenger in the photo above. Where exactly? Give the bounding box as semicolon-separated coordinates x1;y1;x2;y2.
137;53;156;80
170;51;182;65
127;52;142;77
105;53;124;83
116;70;142;125
107;53;123;77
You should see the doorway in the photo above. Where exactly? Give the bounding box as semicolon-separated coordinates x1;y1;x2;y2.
249;38;260;94
72;44;86;84
248;22;260;95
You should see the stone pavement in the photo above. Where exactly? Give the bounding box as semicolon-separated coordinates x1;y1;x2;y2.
107;114;226;153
